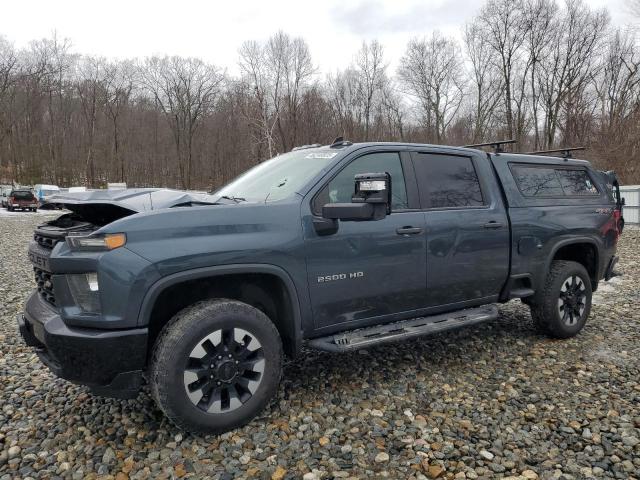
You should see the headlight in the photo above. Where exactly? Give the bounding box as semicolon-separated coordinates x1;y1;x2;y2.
67;273;100;313
66;233;126;251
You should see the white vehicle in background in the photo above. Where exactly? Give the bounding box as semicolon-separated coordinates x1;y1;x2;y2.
1;185;13;208
33;184;61;206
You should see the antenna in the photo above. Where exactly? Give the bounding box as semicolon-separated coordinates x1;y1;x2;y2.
522;147;586;159
330;136;353;148
463;139;516;154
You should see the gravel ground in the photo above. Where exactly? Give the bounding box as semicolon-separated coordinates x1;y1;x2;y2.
1;213;639;480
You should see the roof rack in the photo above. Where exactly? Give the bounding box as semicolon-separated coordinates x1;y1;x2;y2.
330;136;353;148
292;143;321;151
463;139;516;154
522;147;586;159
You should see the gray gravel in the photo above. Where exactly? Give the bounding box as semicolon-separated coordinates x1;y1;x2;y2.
1;213;639;480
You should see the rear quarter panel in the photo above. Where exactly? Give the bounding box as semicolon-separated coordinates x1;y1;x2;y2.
490;154;618;291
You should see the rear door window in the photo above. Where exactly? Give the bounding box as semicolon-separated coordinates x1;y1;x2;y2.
412;153;484;208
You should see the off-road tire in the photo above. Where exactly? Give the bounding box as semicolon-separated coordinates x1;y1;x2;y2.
530;260;592;339
150;299;283;435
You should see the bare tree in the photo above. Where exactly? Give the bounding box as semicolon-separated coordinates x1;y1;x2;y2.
398;32;465;143
141;56;224;189
464;21;504;142
0;36;19;176
76;56;107;187
538;0;609;147
31;34;76;184
354;40;387;141
523;0;558;149
326;67;363;139
103;60;136;182
477;0;528;142
268;32;316;151
592;28;640;177
239;40;278;158
380;82;406;141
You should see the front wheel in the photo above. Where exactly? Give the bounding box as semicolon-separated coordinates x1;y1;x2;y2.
530;260;592;339
150;299;283;434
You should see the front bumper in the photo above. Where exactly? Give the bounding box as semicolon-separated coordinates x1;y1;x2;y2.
18;291;148;398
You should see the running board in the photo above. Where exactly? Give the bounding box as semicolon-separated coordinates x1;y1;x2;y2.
307;305;499;352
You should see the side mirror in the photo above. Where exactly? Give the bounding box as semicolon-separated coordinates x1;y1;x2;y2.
321;172;391;222
352;172;391;213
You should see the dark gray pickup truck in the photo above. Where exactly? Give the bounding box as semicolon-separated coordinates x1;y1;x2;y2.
18;140;623;433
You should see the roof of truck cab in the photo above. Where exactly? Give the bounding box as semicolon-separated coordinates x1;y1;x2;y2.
314;142;594;165
316;141;481;154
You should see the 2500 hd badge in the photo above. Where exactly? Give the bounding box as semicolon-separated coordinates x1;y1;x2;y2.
317;271;364;283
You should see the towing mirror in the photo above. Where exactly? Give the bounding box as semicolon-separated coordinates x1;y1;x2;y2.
321;172;391;222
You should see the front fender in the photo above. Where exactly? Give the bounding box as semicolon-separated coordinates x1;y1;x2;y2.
136;263;304;354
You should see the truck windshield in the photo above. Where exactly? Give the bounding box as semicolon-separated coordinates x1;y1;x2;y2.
215;149;339;203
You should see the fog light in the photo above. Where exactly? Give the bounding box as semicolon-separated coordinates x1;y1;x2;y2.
86;272;99;291
67;273;100;313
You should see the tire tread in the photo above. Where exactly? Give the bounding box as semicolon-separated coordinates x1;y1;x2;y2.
530;260;591;339
149;299;282;435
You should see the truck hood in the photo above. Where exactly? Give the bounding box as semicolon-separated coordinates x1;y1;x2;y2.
43;188;219;225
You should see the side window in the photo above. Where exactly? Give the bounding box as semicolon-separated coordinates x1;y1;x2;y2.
313;152;408;213
556;169;599;195
511;165;600;197
511;166;564;197
413;153;484;208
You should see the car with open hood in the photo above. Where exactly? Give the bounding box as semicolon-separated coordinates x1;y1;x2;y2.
18;139;623;434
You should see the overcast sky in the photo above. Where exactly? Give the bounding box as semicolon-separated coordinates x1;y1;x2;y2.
0;0;635;75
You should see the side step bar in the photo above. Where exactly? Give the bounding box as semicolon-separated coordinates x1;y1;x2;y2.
307;305;499;352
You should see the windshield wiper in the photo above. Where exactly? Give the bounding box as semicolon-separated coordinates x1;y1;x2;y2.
218;195;247;204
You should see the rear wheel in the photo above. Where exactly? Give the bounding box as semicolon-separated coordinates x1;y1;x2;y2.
530;260;592;338
150;299;283;434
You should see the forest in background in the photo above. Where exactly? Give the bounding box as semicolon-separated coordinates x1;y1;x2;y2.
0;0;639;190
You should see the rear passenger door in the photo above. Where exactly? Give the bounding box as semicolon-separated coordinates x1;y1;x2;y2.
411;151;510;308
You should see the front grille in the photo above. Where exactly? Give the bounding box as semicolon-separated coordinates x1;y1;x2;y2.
33;233;61;250
34;268;56;306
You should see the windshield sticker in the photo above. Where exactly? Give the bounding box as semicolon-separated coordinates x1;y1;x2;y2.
305;152;338;159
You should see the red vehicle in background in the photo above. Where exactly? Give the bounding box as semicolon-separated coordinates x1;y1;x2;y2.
6;189;38;212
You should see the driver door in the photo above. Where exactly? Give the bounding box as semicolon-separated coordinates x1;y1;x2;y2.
302;150;427;331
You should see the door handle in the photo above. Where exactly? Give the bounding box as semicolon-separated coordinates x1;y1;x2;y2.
483;221;504;229
396;226;423;235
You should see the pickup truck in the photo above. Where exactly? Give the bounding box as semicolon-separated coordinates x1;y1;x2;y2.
18;140;623;434
6;189;38;212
